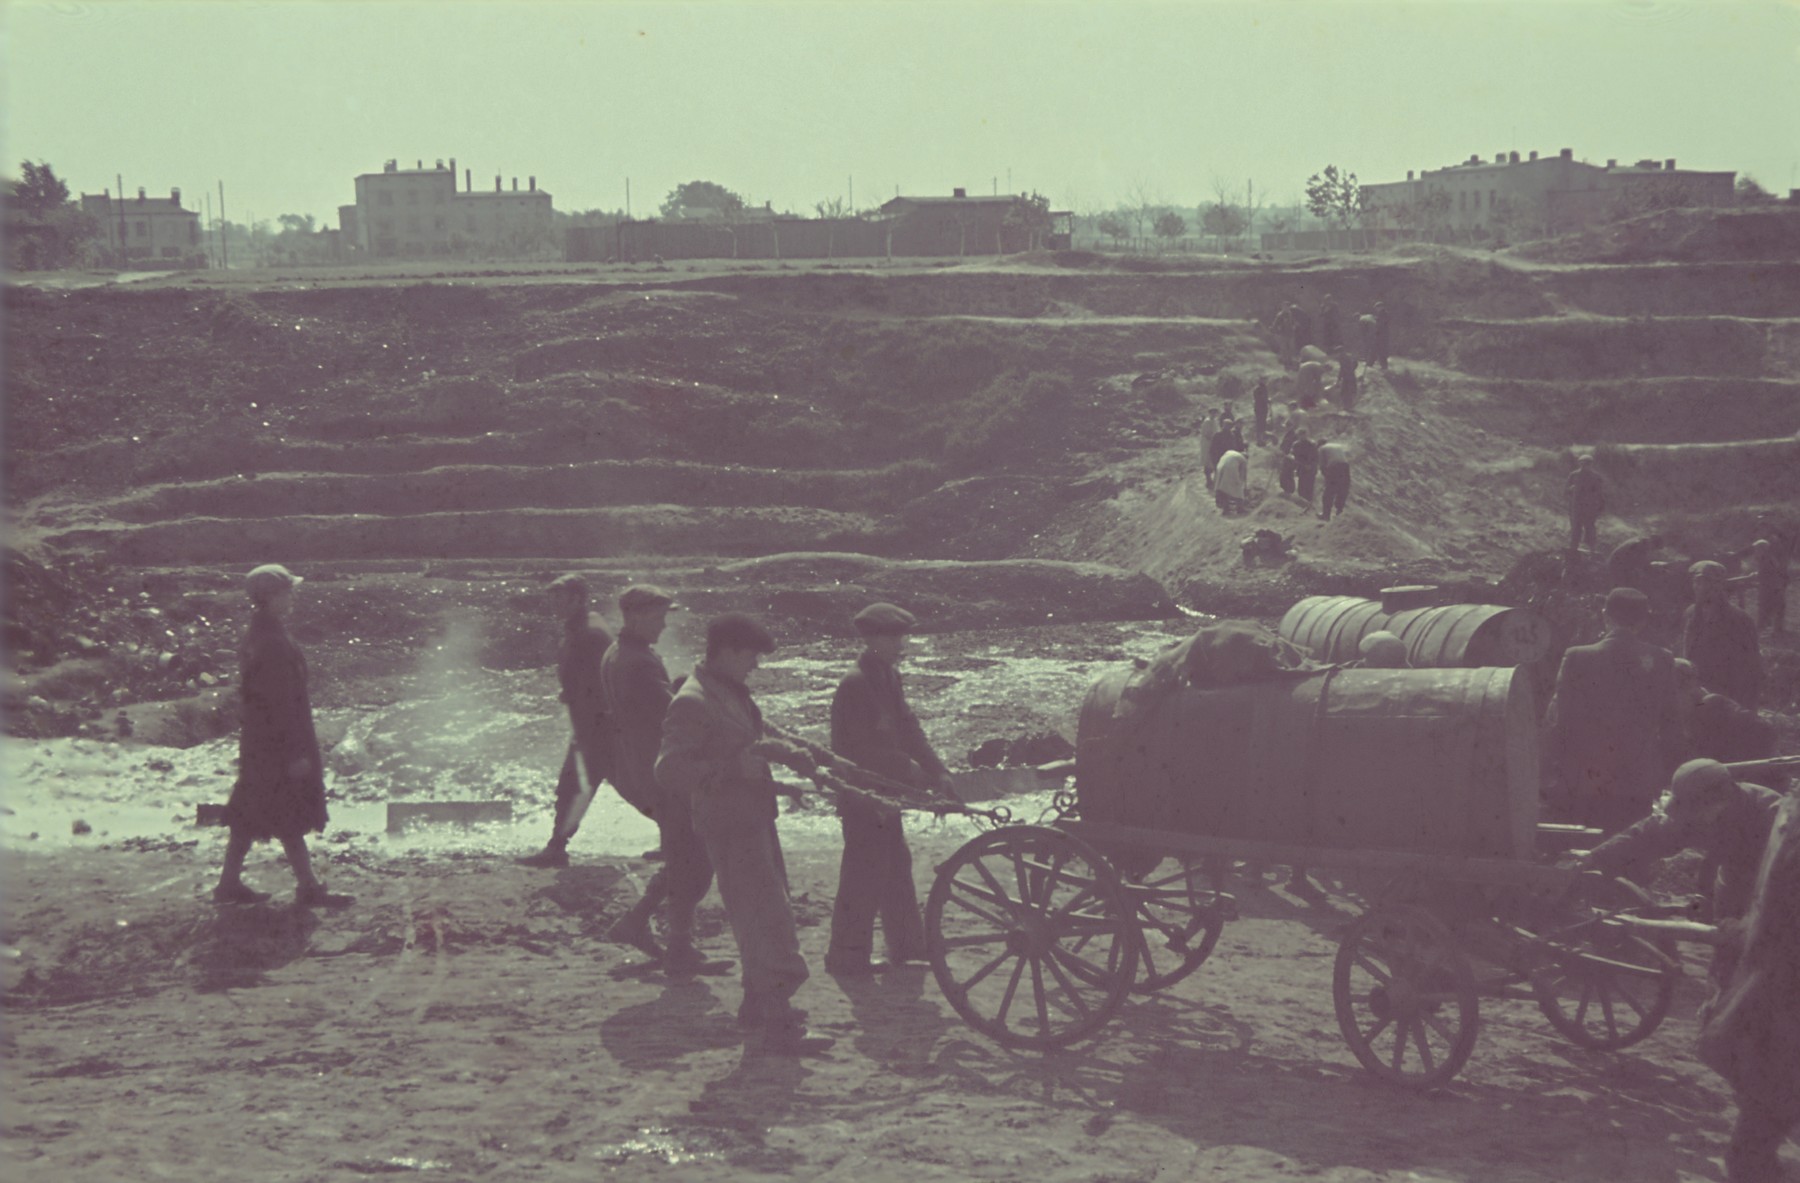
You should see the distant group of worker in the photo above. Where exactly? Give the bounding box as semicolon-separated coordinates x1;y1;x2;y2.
210;559;958;1056
1196;390;1353;522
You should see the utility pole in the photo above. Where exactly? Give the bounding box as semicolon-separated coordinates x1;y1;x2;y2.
218;181;228;269
993;176;998;196
205;190;214;266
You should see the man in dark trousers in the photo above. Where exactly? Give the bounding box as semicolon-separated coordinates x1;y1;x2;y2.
1252;378;1270;444
602;586;731;973
1699;790;1800;1182
518;574;620;869
657;614;832;1055
825;603;951;977
1290;427;1319;508
1317;438;1351;521
1543;587;1684;833
1681;561;1764;712
1333;350;1358;411
1318;293;1340;353
1565;454;1606;555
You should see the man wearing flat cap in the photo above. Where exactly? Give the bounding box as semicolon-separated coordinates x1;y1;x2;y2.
519;574;617;869
824;602;951;976
1680;560;1763;713
1544;587;1684;833
657;613;832;1054
602;587;729;973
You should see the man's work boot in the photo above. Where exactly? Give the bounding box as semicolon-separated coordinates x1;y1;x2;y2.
662;943;734;978
605;913;663;960
212;881;271;906
516;843;569;869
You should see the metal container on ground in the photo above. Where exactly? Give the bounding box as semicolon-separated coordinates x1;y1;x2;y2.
1279;595;1554;670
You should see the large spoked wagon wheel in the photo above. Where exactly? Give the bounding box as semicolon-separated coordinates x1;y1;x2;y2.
1333;903;1480;1089
1529;875;1679;1051
926;825;1139;1051
1127;858;1231;995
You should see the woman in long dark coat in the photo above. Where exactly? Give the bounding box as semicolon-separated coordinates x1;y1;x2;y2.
213;564;352;907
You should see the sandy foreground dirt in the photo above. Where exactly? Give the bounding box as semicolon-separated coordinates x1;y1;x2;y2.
0;813;1757;1183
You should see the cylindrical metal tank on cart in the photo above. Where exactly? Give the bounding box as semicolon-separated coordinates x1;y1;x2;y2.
1278;596;1553;670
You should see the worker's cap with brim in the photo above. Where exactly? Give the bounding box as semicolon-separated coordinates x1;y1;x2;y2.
1664;759;1737;823
246;563;303;599
1602;586;1650;626
546;573;590;599
619;584;676;613
853;602;918;636
1689;560;1727;580
706;612;776;655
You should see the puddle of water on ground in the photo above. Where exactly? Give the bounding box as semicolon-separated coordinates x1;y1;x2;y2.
2;623;1188;860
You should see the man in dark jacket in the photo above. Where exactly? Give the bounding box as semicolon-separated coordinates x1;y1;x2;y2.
825;603;952;976
1290;428;1319;508
1565;455;1605;555
519;574;618;869
658;614;832;1055
1544;587;1684;833
214;564;352;908
1681;561;1764;712
602;587;730;973
1698;792;1800;1182
1252;378;1270;444
1333;350;1358;411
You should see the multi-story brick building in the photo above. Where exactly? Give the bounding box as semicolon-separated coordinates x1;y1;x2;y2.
79;186;202;261
342;158;555;258
1362;148;1735;239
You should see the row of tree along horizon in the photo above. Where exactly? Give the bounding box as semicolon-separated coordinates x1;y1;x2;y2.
8;162;1790;271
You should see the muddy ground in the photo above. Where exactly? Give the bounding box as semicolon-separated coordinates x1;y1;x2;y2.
5;212;1800;1181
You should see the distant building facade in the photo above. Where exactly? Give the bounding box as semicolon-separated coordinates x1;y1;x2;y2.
79;187;202;261
878;190;1053;255
342;158;555;257
1362;148;1735;239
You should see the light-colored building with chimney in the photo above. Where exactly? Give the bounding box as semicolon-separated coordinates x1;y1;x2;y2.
79;186;202;260
341;158;555;257
1361;148;1735;239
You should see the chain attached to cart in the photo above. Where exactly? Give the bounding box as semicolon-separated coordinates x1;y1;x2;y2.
757;723;1014;829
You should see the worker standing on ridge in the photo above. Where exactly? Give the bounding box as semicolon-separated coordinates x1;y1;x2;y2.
824;603;951;977
518;574;621;869
1214;448;1249;515
1565;454;1606;555
1290;427;1319;509
1333;349;1359;411
1197;409;1220;490
1252;378;1271;444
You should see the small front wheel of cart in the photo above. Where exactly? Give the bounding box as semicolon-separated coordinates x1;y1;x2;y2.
1127;857;1231;995
1333;903;1480;1089
1529;875;1678;1051
926;825;1138;1050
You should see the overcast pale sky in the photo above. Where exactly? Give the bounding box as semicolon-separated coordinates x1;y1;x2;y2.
4;0;1796;226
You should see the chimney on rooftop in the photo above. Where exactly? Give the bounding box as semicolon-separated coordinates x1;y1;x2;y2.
953;187;967;198
1560;148;1573;161
1529;150;1539;161
417;159;422;170
511;177;518;191
1509;151;1520;164
496;175;502;192
465;167;471;193
1407;170;1414;181
1607;159;1618;169
1666;158;1676;171
1495;153;1505;164
137;187;146;202
450;157;456;186
171;187;181;206
529;176;536;191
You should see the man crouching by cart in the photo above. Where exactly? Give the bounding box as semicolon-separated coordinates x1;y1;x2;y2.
656;613;834;1056
824;603;952;977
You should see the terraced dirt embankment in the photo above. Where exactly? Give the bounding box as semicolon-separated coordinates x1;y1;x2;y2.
7;215;1800;731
